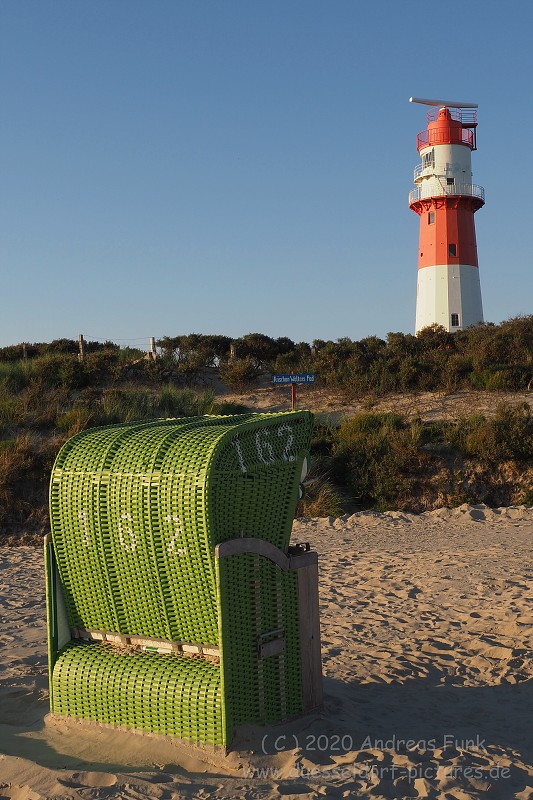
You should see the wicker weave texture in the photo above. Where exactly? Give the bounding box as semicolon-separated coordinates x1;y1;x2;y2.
51;641;225;745
217;552;303;728
50;411;313;644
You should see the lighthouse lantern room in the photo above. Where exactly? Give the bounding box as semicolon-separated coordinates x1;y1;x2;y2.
408;97;484;333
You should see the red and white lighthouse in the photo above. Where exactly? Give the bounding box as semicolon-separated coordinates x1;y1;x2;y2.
409;97;484;333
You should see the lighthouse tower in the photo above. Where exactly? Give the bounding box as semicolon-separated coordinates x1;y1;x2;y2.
408;97;485;333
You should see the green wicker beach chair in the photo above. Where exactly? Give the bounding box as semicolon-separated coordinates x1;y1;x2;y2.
45;411;322;748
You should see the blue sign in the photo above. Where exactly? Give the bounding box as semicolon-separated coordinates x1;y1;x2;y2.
272;373;316;385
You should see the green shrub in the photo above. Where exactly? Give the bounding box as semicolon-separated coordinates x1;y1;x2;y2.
332;413;424;510
219;357;261;391
442;354;473;391
29;353;83;390
0;361;30;393
335;412;403;444
450;403;533;462
81;349;119;384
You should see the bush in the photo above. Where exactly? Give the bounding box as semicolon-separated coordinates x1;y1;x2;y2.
332;413;424;510
219;357;261;391
29;353;84;390
450;403;533;462
0;361;31;394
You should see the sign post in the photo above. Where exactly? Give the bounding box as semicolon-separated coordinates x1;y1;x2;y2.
272;373;316;411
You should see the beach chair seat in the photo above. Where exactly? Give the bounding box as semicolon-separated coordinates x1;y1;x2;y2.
45;411;322;748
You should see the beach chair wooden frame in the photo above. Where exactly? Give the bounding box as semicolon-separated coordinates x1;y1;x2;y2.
45;411;322;747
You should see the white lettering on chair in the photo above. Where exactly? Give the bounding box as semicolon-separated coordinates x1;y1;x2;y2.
232;437;247;473
278;424;296;462
231;424;298;472
255;429;275;465
118;513;137;552
78;509;90;547
165;514;187;555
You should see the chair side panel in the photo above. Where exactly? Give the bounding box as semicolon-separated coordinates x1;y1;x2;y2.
217;552;303;729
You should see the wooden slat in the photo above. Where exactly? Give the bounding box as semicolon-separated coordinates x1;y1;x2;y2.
297;560;323;711
216;538;289;569
215;537;317;573
72;628;220;657
258;638;286;659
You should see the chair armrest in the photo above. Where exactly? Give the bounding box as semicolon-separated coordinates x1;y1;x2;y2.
44;534;71;704
215;537;317;571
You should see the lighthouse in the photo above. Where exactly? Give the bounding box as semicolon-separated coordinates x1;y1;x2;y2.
408;97;484;333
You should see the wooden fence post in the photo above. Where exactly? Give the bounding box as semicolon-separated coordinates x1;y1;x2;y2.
78;334;86;363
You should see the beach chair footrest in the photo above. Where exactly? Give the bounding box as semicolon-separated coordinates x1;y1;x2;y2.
51;641;226;746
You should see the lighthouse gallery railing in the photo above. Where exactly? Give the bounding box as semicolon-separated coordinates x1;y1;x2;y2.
416;128;474;150
409;183;485;205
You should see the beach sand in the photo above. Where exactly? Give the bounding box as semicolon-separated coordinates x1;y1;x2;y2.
1;505;532;799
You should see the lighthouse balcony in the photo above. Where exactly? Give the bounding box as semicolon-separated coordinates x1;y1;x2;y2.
414;163;434;181
417;128;474;150
413;163;473;183
408;183;485;205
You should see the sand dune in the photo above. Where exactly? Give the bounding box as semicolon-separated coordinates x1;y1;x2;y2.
1;505;532;799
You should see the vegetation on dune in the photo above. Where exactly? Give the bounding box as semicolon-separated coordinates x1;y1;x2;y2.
1;316;533;541
303;405;533;516
3;316;533;394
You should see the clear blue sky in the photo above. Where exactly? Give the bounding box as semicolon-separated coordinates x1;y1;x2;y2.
1;0;532;349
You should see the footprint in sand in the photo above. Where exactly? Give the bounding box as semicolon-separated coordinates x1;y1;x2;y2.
60;772;118;788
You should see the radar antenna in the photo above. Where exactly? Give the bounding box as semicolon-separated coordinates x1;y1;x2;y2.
409;97;478;109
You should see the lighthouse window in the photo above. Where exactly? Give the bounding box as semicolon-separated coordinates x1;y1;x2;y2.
428;212;435;224
423;150;434;168
447;178;455;186
451;313;460;327
448;243;457;257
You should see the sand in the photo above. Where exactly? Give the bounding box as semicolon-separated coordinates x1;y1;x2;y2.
220;386;533;425
1;505;532;799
